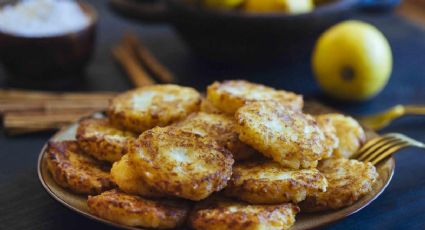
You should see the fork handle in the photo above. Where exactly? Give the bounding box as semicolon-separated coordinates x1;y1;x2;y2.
404;105;425;115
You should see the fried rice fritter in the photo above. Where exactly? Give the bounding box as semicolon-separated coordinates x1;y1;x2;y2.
108;84;201;133
129;126;234;201
225;161;327;204
236;101;331;169
200;98;223;114
87;189;190;229
76;118;137;163
207;80;303;114
315;115;339;159
316;114;366;158
189;197;299;230
111;154;164;198
300;158;378;212
174;112;258;161
46;141;115;195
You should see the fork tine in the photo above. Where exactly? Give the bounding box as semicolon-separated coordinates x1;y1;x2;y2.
361;139;405;162
370;143;410;165
360;133;425;165
356;136;399;161
352;135;393;159
355;133;410;161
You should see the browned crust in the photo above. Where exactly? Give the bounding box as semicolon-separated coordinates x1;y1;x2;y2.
315;115;339;159
107;85;201;133
206;80;303;115
174;112;259;161
87;189;190;229
300;158;378;212
316;113;366;159
225;161;327;204
199;98;223;114
45;141;115;195
189;197;299;230
236;101;330;169
129;126;234;201
76;118;137;163
110;154;164;198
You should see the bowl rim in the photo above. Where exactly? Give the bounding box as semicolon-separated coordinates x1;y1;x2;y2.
0;0;98;39
168;0;360;20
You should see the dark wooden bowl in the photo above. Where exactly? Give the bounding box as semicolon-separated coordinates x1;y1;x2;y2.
110;0;359;63
0;1;97;85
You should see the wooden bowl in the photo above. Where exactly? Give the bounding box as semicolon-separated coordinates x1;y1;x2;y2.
110;0;359;63
0;0;97;85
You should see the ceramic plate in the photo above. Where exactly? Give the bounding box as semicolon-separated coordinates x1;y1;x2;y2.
37;103;395;230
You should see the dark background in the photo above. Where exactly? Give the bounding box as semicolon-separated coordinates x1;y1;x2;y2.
0;1;424;229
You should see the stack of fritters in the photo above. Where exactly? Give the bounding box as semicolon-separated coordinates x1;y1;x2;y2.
46;80;379;230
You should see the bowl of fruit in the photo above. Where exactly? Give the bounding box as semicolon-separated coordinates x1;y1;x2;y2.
111;0;360;62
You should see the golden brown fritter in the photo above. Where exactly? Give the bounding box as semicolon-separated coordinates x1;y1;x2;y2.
200;98;223;114
108;84;201;133
189;197;299;230
300;158;378;212
46;141;115;195
110;154;164;198
206;80;303;114
236;101;331;169
225;161;327;204
76;118;137;163
315;115;339;159
129;126;234;201
316;113;366;158
87;189;190;229
174;112;259;161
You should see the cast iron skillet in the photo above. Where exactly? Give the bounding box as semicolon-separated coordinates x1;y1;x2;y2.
110;0;367;63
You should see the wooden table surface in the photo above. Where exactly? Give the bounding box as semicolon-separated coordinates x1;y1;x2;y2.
0;1;424;229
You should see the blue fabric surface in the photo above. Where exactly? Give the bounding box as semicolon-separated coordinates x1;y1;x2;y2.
0;1;424;229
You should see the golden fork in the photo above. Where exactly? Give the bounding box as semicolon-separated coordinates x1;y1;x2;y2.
359;105;425;130
351;133;425;165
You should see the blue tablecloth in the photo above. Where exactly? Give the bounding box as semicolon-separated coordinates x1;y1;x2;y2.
0;1;424;229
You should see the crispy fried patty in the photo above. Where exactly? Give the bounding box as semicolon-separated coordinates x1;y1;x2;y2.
46;141;115;195
316;114;366;158
189;197;299;230
236;101;331;169
76;118;136;163
88;189;190;229
225;161;327;204
108;84;201;133
111;154;164;198
207;80;303;114
129;126;234;201
174;112;259;161
300;158;378;212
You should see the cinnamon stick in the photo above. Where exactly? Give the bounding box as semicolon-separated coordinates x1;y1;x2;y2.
0;90;116;134
0;89;116;101
44;100;110;112
112;43;156;87
4;110;95;135
0;101;44;113
123;33;175;83
0;99;110;113
0;90;115;114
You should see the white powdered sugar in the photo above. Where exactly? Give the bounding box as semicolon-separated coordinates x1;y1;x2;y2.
0;0;90;37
